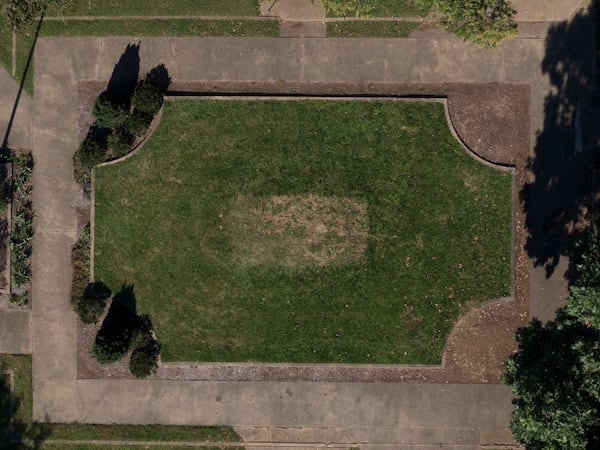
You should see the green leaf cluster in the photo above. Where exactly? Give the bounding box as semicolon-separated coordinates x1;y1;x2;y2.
504;227;600;448
433;0;517;49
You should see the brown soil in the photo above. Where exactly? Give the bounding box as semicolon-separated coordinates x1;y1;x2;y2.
229;194;368;269
77;81;531;384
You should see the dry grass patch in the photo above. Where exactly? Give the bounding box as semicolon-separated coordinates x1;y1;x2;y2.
228;194;368;269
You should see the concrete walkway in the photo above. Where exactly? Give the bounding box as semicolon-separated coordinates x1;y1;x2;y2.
31;34;555;446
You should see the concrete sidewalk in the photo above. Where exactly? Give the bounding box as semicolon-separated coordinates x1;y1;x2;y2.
31;34;556;447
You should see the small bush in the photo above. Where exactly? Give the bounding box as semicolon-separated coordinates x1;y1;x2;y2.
74;135;106;184
76;282;111;324
107;131;132;159
132;81;163;116
129;334;160;378
93;91;129;129
124;111;152;138
92;332;130;364
9;292;28;306
434;0;517;49
92;300;136;364
71;225;90;306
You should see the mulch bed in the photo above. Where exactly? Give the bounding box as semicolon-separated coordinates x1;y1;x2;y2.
76;81;531;384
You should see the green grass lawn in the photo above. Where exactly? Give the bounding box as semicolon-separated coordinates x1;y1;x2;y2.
0;354;242;448
46;0;260;17
327;21;420;37
326;0;430;17
94;99;512;364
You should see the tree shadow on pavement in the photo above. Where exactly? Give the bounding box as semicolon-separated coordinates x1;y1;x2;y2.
521;7;599;281
106;42;140;108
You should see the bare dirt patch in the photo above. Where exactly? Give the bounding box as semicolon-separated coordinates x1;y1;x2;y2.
228;194;368;269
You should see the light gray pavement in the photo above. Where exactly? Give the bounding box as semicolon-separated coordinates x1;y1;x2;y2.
0;309;31;353
512;0;587;22
31;34;559;446
260;0;326;38
0;61;32;150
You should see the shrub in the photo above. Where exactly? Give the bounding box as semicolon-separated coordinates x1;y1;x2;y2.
124;111;152;138
434;0;517;49
107;131;131;159
76;282;111;324
92;332;130;364
73;135;105;184
93;91;129;129
92;300;136;364
128;315;160;378
129;334;160;378
132;80;163;116
70;225;90;306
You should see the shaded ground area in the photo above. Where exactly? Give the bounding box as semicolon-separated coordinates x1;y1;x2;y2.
522;7;598;321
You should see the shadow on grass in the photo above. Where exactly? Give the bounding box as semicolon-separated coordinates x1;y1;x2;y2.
0;365;50;449
1;14;43;152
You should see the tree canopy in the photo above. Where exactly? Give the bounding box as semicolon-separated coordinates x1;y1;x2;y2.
318;0;517;49
504;227;600;449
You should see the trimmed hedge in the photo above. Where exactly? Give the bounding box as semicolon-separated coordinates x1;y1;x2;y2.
132;80;163;116
76;282;111;324
93;91;129;129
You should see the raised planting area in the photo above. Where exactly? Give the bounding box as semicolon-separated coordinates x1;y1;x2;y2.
94;99;512;364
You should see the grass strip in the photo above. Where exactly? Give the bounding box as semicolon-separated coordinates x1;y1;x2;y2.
327;21;420;37
46;0;260;17
41;446;243;450
46;424;241;442
327;0;431;17
95;100;512;365
38;18;278;38
0;15;12;76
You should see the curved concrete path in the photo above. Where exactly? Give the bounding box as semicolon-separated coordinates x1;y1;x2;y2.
31;34;557;447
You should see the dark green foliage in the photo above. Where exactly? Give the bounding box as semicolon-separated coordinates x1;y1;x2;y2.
9;292;28;305
91;286;162;373
4;0;46;29
132;80;163;116
129;320;160;378
3;0;75;29
569;229;600;288
76;281;111;324
432;0;517;49
124;111;152;138
503;310;600;449
93;91;129;129
92;298;137;364
73;134;106;184
107;130;132;159
70;225;90;306
504;211;600;448
10;154;33;288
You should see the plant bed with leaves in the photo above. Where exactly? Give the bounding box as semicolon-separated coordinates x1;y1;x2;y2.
94;99;512;364
10;154;33;305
